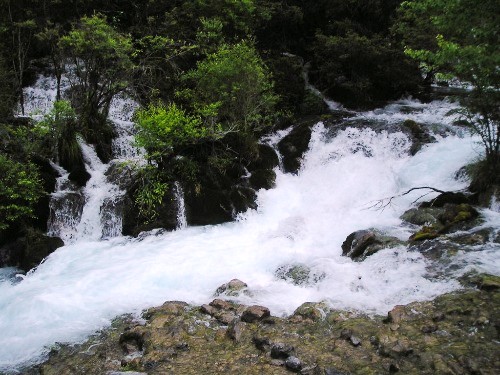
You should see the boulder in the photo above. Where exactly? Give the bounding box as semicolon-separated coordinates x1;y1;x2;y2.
0;230;64;271
68;165;91;187
249;169;276;190
275;264;325;286
401;119;436;155
241;305;270;323
277;121;314;174
215;279;248;297
341;230;402;261
248;144;279;171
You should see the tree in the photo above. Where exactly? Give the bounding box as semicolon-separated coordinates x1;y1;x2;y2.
397;0;499;171
181;41;278;133
2;0;37;115
59;14;134;151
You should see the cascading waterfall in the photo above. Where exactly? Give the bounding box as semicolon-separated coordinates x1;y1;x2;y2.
0;94;499;371
174;181;188;229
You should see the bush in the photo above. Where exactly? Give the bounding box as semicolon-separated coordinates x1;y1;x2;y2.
0;154;44;230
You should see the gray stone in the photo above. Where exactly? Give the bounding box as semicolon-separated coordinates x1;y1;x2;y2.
271;342;294;359
285;356;302;372
215;279;248;296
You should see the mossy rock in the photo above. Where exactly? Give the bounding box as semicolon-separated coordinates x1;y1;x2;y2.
249;169;276;190
460;272;500;291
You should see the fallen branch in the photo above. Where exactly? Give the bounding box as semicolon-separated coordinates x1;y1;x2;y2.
366;186;447;211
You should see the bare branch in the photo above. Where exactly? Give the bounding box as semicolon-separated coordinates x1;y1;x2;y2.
366;186;447;211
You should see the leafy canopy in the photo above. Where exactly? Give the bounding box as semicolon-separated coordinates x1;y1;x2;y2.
182;41;277;132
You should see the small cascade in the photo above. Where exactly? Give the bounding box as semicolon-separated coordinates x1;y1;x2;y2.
21;74;145;243
47;163;85;241
260;127;293;172
174;182;188;229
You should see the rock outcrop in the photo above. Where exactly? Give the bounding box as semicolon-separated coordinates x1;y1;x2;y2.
32;275;500;375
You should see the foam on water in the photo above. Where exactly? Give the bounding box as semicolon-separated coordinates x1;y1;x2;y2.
2;100;498;370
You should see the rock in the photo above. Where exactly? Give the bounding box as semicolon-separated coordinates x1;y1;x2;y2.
386;305;407;324
184;186;233;225
271;342;294;359
285;356;302;372
248;144;279;171
0;230;64;271
419;192;471;208
276;264;325;286
249;169;276;190
277;121;314;174
68;165;91;187
340;329;361;347
253;336;271;352
292;302;328;322
215;279;248;297
241;305;270;323
341;230;402;261
401;119;436;155
400;207;443;226
460;272;500;291
270;359;286;367
119;331;144;353
121;185;178;237
227;321;245;342
229;186;258;214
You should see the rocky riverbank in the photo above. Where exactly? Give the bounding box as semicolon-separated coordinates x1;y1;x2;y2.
23;273;499;375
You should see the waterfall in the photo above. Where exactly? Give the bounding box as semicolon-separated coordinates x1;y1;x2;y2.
174;182;188;230
0;97;499;372
22;73;143;243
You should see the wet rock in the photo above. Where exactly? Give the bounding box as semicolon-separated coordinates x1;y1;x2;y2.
68;165;91;187
401;119;436;155
215;279;248;297
324;369;349;375
122;186;178;237
292;302;328;322
276;264;326;286
460;272;500;291
277;121;314;174
448;228;491;245
408;203;480;242
241;305;270;323
248;144;279;171
400;207;443;226
249;169;276;190
229;186;258;214
285;356;302;372
341;230;402;261
419;192;471;208
0;230;64;271
271;342;295;359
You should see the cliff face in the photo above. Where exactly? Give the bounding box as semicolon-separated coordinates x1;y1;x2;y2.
32;274;499;375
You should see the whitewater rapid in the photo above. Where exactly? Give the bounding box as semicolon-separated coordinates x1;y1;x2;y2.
1;97;499;371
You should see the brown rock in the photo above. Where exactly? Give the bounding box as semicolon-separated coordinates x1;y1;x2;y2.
241;305;270;323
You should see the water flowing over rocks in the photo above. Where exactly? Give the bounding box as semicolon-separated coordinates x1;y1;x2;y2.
30;276;500;375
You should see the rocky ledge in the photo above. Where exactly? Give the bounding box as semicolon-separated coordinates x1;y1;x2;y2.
26;274;499;375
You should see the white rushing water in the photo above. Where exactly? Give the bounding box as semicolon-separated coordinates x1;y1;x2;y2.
1;95;499;371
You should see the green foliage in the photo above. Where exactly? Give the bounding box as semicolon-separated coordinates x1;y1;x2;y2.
0;154;44;230
134;102;220;164
0;56;15;121
133;166;168;223
182;41;278;132
36;100;79;162
397;0;499;166
59;14;134;128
